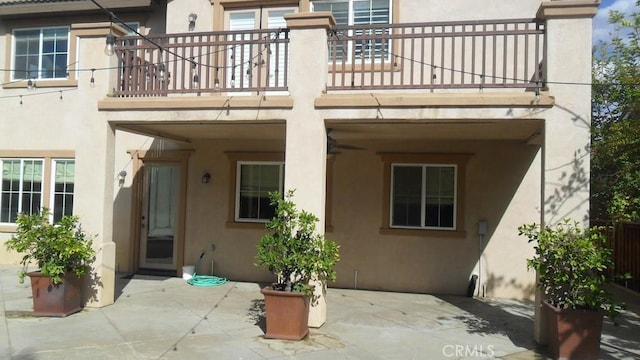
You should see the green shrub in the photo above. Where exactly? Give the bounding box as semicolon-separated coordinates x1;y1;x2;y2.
255;190;340;298
519;219;627;319
5;208;96;284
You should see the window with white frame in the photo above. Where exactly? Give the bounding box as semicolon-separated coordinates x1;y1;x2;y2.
0;158;75;224
236;162;284;222
1;159;44;223
51;159;75;223
12;27;69;81
391;164;457;230
312;0;391;62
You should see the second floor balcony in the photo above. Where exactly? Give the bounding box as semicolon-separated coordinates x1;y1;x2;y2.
113;18;545;98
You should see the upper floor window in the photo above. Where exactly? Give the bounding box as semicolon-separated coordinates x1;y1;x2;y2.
313;0;391;62
12;27;69;81
312;0;391;26
1;158;74;224
236;161;284;222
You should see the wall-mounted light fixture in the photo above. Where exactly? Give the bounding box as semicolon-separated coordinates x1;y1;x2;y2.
118;170;127;186
188;13;198;31
201;172;211;184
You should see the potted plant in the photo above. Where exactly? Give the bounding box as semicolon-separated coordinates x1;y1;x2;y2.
5;208;96;317
255;190;340;340
518;219;627;360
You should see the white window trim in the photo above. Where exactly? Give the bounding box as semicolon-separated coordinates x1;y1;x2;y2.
311;0;393;26
234;161;284;223
11;26;70;81
313;0;393;64
0;158;44;225
390;163;458;231
49;158;75;222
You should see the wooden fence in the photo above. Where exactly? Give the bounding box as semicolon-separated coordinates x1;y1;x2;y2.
592;220;640;292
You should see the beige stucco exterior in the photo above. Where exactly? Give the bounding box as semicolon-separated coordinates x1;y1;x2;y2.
0;0;597;332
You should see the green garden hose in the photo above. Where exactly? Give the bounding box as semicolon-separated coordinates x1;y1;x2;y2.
187;274;228;287
186;252;228;287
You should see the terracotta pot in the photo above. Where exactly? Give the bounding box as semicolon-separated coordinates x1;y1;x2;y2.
28;271;83;317
543;300;604;360
261;286;310;340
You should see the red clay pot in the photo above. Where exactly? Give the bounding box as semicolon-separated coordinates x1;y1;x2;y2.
261;286;310;340
543;301;604;360
28;271;83;317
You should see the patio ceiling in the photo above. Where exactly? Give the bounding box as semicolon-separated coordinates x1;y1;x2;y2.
115;118;544;145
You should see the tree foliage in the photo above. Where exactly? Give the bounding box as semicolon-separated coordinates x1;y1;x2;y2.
592;1;640;221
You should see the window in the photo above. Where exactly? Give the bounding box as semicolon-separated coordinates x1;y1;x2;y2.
0;158;74;224
51;160;75;223
391;164;456;229
1;159;43;223
312;0;391;62
312;0;390;26
12;27;69;81
236;162;284;222
380;153;468;235
226;8;294;90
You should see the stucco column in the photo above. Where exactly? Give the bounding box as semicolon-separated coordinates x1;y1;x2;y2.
284;12;334;328
535;0;599;344
73;25;125;308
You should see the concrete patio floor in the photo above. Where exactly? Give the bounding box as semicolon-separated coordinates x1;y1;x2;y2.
0;265;638;360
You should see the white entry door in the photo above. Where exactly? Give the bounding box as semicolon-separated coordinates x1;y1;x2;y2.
139;162;180;271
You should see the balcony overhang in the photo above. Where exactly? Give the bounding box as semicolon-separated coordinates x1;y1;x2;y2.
98;95;294;111
115;121;286;144
0;0;153;16
315;92;555;109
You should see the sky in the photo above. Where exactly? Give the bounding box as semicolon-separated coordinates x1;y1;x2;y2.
593;0;637;44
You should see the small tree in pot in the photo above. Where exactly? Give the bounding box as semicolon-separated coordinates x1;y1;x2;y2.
519;219;627;360
5;208;96;317
255;190;340;340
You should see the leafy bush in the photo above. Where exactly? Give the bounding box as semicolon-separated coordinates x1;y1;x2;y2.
255;190;340;298
5;208;96;284
518;219;627;319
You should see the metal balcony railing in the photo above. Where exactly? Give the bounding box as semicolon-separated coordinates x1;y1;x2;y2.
112;19;544;97
114;28;289;97
327;19;545;91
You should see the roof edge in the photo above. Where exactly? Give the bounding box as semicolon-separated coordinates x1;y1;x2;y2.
0;0;153;16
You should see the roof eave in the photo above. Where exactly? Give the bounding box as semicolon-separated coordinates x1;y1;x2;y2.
0;0;153;16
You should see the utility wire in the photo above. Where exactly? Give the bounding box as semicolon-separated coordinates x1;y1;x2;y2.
89;0;282;71
329;29;640;88
2;9;638;97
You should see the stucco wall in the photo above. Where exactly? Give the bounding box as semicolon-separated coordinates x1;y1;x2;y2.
105;123;544;300
398;0;541;23
0;33;119;305
166;0;214;34
0;1;594;305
